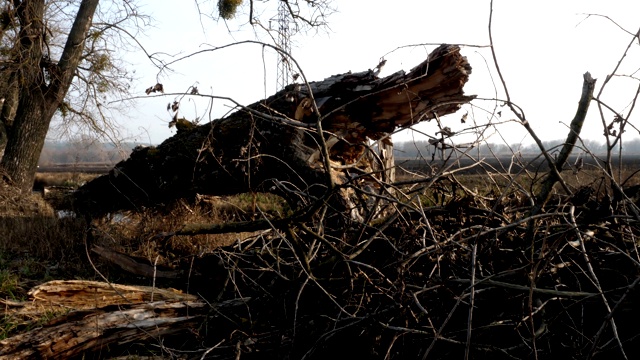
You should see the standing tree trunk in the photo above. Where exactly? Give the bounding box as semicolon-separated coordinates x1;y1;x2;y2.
0;0;100;193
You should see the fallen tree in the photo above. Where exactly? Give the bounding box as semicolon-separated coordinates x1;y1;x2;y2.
73;44;473;219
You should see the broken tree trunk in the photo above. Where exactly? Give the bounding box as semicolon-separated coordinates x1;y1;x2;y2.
0;280;247;359
74;44;473;219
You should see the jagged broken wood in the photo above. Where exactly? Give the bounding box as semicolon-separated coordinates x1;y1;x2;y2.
534;72;596;209
0;280;246;359
74;44;473;219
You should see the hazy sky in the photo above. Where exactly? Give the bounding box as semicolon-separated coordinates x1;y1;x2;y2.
121;1;640;147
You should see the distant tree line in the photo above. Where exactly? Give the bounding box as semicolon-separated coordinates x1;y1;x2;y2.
38;140;139;166
393;138;640;159
39;137;640;166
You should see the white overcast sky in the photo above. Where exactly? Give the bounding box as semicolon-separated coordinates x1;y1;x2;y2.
122;0;640;146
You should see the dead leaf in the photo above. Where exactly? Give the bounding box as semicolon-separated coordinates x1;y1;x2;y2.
145;83;164;95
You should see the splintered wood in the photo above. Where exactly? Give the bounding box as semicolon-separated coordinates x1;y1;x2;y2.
0;280;223;359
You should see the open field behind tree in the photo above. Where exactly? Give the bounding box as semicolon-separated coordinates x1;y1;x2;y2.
36;137;640;177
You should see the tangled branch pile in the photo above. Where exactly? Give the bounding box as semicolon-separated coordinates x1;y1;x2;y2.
186;176;640;359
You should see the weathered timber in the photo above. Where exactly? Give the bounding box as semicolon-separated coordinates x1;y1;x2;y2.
0;280;247;359
29;279;197;303
74;44;473;218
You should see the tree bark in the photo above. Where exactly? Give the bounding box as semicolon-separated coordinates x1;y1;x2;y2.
0;75;19;157
75;44;474;219
0;0;100;192
0;280;244;359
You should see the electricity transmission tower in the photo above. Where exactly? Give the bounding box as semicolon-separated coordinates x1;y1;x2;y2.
275;1;292;90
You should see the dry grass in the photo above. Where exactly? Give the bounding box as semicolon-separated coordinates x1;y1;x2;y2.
90;193;288;270
34;171;99;189
0;216;90;293
0;169;286;292
404;163;640;210
0;172;90;293
0;170;288;343
0;177;53;218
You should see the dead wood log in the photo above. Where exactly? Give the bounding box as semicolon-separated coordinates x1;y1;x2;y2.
0;301;205;359
2;280;198;315
0;280;247;359
74;44;473;219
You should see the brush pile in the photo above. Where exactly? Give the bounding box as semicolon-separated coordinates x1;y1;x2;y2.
180;177;640;360
3;167;640;359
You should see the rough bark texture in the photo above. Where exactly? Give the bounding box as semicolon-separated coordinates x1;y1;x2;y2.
0;75;18;157
75;44;473;218
0;0;100;192
0;280;242;359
